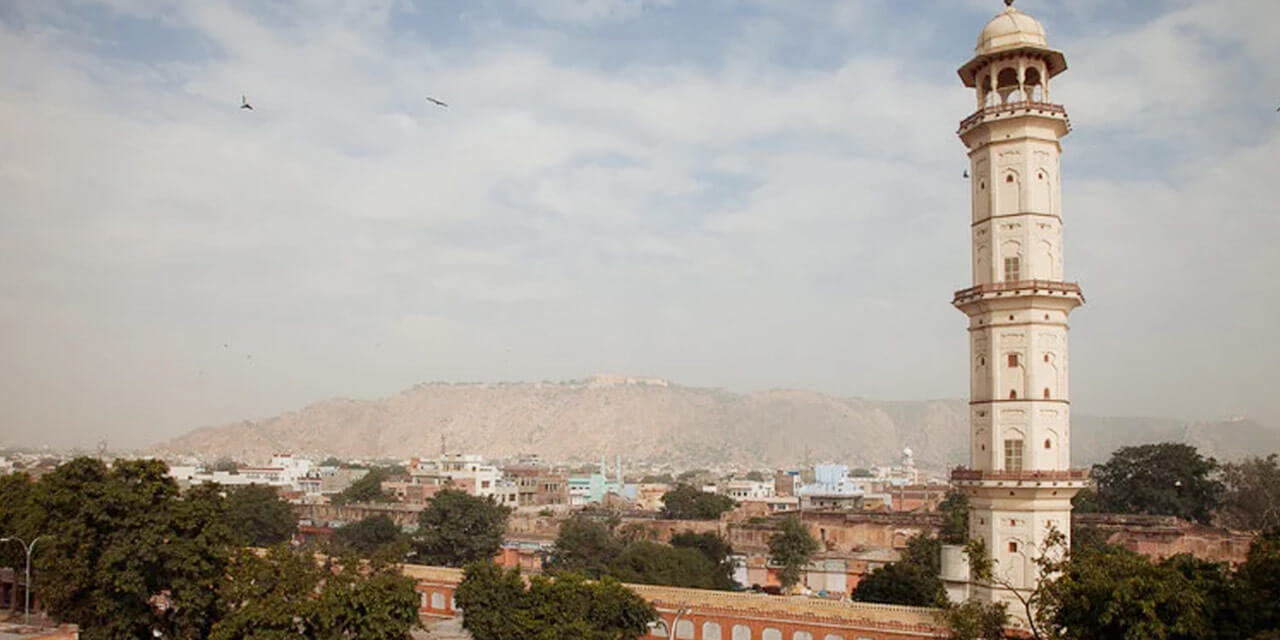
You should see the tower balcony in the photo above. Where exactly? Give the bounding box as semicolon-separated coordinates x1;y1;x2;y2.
950;467;1089;490
952;279;1083;307
958;100;1069;135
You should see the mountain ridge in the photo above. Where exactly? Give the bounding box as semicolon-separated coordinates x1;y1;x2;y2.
154;376;1280;469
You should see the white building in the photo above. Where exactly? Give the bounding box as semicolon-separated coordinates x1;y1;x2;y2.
410;453;500;498
943;0;1089;619
723;478;776;500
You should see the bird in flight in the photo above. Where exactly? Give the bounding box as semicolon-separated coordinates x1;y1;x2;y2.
241;95;253;110
426;96;448;107
963;169;970;179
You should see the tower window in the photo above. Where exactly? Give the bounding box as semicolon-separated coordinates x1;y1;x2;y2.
1043;388;1051;399
1043;354;1049;362
1004;439;1023;471
1007;354;1019;367
1044;439;1052;449
1009;541;1019;553
979;357;985;366
1009;390;1017;399
1004;256;1021;282
1005;174;1014;183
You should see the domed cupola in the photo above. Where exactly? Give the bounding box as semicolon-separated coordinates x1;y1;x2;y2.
958;0;1066;92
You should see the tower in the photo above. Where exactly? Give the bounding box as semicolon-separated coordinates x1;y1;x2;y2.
950;0;1088;613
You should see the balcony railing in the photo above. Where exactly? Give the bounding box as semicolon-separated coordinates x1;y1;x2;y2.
951;468;1089;482
952;279;1083;304
958;100;1068;132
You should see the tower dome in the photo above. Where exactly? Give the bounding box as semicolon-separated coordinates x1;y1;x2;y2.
957;2;1066;88
976;5;1048;55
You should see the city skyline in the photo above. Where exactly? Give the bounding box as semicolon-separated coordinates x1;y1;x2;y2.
2;0;1279;449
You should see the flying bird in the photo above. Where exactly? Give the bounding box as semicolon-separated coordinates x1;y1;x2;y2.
426;96;448;107
963;169;970;179
240;95;253;110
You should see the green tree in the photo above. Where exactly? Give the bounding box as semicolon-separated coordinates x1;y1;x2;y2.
210;546;420;640
333;514;405;557
1091;443;1223;524
333;466;397;506
659;484;736;520
1217;454;1280;531
455;562;655;640
1039;544;1211;640
670;531;737;590
222;483;297;547
937;490;969;544
941;600;1009;640
412;489;511;567
0;472;37;571
852;535;944;607
768;516;818;591
1236;530;1280;636
210;457;239;473
608;541;718;589
32;458;234;640
549;515;625;578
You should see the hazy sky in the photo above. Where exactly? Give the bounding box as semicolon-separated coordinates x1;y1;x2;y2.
1;0;1278;449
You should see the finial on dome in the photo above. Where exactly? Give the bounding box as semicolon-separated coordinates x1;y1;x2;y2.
1004;0;1014;6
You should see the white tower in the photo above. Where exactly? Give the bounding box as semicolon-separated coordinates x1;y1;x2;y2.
950;0;1088;613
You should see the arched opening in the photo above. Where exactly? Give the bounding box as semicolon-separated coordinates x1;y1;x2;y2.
1009;389;1017;399
703;622;723;640
1025;67;1043;101
1043;388;1051;399
996;67;1020;103
733;624;752;640
1044;438;1052;449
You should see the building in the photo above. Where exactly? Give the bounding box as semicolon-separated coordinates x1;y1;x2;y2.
722;478;776;500
501;464;569;507
943;0;1090;617
407;454;500;499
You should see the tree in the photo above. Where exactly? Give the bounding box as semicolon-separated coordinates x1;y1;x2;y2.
31;457;234;640
222;483;297;547
852;535;944;607
854;561;944;607
333;466;397;506
745;471;766;482
548;515;625;578
941;600;1009;640
937;490;969;544
210;546;421;640
210;457;239;473
659;484;736;520
455;562;655;640
768;516;818;591
609;541;719;589
1039;544;1210;640
1091;442;1223;524
1217;454;1280;531
412;489;511;567
1235;530;1280;636
670;531;737;590
333;514;406;557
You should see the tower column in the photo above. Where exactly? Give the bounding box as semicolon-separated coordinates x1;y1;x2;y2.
947;1;1088;623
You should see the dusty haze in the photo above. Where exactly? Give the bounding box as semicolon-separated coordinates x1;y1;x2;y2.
2;1;1278;449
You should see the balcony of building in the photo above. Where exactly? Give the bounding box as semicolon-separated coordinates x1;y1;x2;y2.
952;279;1084;306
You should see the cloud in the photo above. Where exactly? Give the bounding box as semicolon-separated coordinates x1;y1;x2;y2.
0;0;1277;449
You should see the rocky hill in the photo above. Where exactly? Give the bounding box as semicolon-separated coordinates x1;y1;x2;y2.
154;376;1280;469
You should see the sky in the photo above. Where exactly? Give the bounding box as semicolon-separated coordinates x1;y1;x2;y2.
1;0;1278;450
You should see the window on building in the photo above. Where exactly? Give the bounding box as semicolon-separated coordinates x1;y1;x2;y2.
1004;439;1023;471
1009;389;1017;399
1044;438;1052;449
1009;541;1019;553
1043;387;1051;399
1005;256;1020;282
1007;353;1019;367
